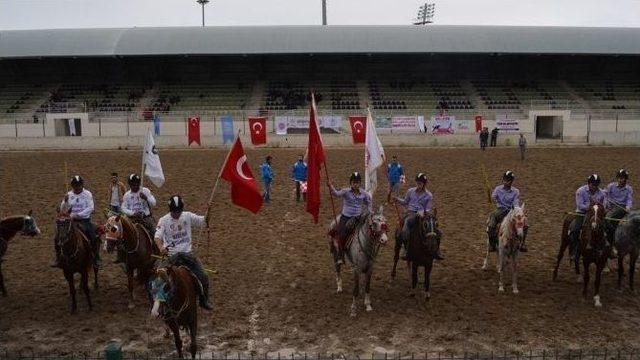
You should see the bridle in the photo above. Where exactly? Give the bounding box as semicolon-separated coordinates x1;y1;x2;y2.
56;218;80;259
104;217;140;254
152;268;190;320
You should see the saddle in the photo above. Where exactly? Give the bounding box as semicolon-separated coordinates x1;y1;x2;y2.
329;216;364;250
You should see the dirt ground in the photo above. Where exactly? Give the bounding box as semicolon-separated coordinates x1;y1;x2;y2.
1;146;640;357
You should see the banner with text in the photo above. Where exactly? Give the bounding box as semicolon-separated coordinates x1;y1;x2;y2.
391;116;419;132
275;116;342;134
429;115;456;135
496;114;520;132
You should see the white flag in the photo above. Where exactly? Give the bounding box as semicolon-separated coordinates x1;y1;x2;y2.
365;108;385;196
143;127;165;187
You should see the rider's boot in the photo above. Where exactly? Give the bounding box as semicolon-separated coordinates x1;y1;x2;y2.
199;295;214;311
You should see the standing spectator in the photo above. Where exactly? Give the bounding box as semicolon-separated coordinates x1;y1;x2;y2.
490;127;499;147
291;154;308;203
479;127;489;150
107;172;126;213
518;133;527;160
261;156;274;203
387;155;404;195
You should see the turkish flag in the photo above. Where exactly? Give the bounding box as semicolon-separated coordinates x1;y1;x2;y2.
248;117;267;145
305;93;325;224
475;115;483;133
188;116;201;146
220;137;263;213
349;115;366;144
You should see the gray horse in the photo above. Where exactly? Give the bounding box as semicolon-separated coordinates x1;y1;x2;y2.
615;211;640;292
329;206;388;317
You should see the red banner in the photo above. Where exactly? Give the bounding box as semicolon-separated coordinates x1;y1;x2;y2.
188;116;201;146
475;115;483;133
248;117;267;145
348;115;366;144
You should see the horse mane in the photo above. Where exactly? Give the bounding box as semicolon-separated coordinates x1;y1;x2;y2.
0;216;25;239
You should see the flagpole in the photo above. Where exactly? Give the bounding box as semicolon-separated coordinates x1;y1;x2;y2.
323;162;338;222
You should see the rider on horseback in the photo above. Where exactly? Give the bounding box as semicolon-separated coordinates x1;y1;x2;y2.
51;175;99;268
570;174;606;259
392;173;444;260
154;195;213;311
328;172;373;264
488;171;527;252
605;169;633;250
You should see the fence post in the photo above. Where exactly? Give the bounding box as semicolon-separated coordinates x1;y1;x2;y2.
615;114;619;133
14;118;18;138
99;118;102;137
126;116;130;137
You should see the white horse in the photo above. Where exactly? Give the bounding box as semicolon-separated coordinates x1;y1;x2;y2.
328;206;389;317
482;204;528;293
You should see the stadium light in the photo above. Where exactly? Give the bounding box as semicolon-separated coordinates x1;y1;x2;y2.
196;0;210;27
413;3;435;25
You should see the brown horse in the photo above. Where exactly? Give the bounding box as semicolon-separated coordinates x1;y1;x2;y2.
104;215;157;309
54;217;100;313
553;203;608;307
392;211;439;300
150;266;199;359
0;213;40;296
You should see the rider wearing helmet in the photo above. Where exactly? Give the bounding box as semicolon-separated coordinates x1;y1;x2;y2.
488;171;526;252
328;172;373;264
604;169;633;249
392;173;444;260
154;195;213;310
51;175;99;268
569;174;606;259
121;174;157;236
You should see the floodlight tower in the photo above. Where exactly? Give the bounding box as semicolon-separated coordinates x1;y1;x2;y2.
413;3;435;25
197;0;210;27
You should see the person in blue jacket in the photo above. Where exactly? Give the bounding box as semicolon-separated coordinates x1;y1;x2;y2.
291;154;308;202
260;156;274;203
387;155;404;195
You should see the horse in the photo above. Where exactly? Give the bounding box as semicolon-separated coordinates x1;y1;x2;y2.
329;206;388;317
54;217;100;313
553;211;584;283
485;204;527;294
391;210;439;300
614;211;640;292
104;214;157;309
0;212;40;296
151;266;199;359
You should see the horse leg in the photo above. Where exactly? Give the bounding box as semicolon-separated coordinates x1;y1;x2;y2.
630;250;638;293
582;259;590;299
512;255;519;294
350;269;360;317
65;271;77;314
93;263;99;290
575;248;582;283
553;237;569;281
364;269;373;312
127;269;135;309
81;268;93;311
0;263;6;297
617;255;625;291
498;250;505;293
482;235;490;271
392;238;401;279
331;243;343;294
410;262;418;297
168;321;183;358
594;261;604;307
188;319;197;359
424;260;433;300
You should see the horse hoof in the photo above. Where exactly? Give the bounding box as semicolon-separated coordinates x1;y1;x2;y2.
498;286;505;293
481;262;488;271
576;276;583;284
409;292;416;297
336;287;343;294
128;302;135;310
512;288;519;295
350;310;357;317
594;295;602;307
365;305;373;312
425;291;431;299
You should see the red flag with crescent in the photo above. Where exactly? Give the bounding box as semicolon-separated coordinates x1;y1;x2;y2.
187;116;201;146
348;115;366;144
305;93;325;224
220;137;263;213
248;117;267;145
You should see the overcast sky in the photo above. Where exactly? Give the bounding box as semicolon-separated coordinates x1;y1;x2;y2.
1;0;640;30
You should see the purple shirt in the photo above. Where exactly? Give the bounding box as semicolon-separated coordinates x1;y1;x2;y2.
331;187;372;217
605;182;633;210
575;185;606;212
492;185;520;209
396;187;433;212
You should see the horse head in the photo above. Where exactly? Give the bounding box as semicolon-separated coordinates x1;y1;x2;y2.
103;215;124;253
21;211;40;237
509;203;527;239
584;202;606;248
368;205;388;245
150;268;172;318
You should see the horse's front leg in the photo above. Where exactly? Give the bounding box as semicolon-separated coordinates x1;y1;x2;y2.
617;255;625;291
511;254;519;294
498;249;505;293
582;259;590;299
93;262;99;290
64;271;77;314
424;260;433;299
553;235;569;281
392;234;401;279
81;269;93;311
188;319;197;359
127;269;136;309
594;260;604;307
630;250;638;293
410;262;418;297
350;269;360;317
168;321;183;358
482;233;491;271
0;263;6;296
364;268;373;312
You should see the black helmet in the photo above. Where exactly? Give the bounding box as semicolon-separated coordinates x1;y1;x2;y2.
415;173;428;183
128;173;141;185
70;175;84;186
616;169;629;179
502;171;515;181
168;195;184;212
587;174;601;185
349;172;362;182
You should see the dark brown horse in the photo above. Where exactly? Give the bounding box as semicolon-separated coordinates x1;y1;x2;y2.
553;203;608;307
150;266;199;359
392;210;439;299
104;215;157;309
54;217;100;313
0;213;40;296
614;211;640;292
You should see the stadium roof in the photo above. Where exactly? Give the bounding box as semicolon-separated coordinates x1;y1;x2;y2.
1;25;640;58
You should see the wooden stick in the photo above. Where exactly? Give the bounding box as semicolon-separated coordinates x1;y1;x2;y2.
64;161;69;192
323;162;338;222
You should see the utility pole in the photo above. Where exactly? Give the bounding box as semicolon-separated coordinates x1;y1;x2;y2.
413;3;435;25
197;0;210;27
322;0;327;25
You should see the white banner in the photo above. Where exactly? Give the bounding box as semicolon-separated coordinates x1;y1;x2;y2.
391;116;418;131
496;114;520;132
429;115;455;135
274;116;342;134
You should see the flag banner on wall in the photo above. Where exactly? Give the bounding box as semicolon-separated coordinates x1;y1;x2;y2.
187;116;201;145
429;115;455;135
248;117;267;145
348;115;366;143
274;116;342;134
221;115;235;144
475;115;483;133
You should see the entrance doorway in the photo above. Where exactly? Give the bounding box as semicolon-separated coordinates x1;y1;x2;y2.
535;116;562;139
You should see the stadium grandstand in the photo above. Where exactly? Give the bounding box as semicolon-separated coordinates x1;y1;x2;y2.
0;25;639;147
